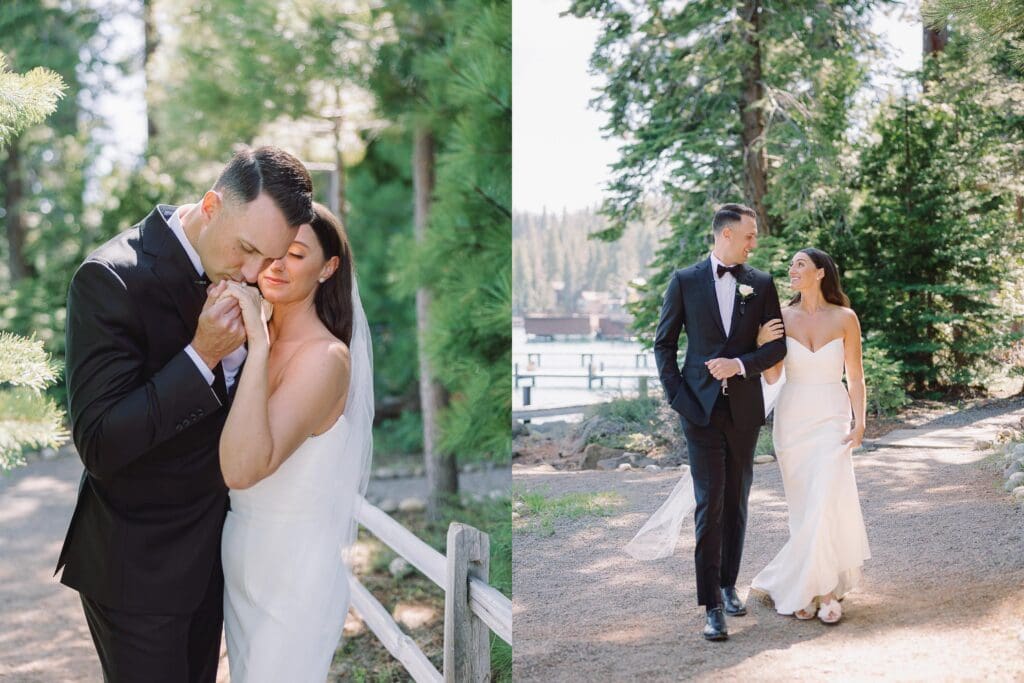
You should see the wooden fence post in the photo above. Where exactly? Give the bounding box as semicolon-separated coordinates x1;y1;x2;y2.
444;523;491;682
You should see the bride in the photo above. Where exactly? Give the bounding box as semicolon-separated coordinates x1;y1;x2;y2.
625;247;869;626
216;202;373;680
749;247;870;624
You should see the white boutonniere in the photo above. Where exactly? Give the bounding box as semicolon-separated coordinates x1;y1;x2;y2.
737;284;755;300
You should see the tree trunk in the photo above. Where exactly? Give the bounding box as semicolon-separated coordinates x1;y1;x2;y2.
738;0;770;235
923;24;948;57
143;0;158;145
413;127;457;520
332;86;347;225
3;140;35;283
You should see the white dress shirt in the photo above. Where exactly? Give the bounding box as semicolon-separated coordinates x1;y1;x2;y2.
708;252;746;379
164;206;247;391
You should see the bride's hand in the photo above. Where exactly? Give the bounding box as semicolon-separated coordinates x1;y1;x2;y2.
217;282;270;351
842;423;865;448
757;318;784;348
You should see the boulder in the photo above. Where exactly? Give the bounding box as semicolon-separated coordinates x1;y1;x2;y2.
617;463;633;471
597;454;632;471
581;443;625;470
754;454;776;465
644;464;662;472
1005;472;1024;491
389;557;413;578
1014;486;1024;501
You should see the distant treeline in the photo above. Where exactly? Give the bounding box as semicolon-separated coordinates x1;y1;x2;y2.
512;206;668;315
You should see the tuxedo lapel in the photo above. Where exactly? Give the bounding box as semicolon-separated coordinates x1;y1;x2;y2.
142;206;206;336
697;258;728;340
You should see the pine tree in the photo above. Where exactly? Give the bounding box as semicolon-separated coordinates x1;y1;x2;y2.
566;0;885;341
840;53;1020;392
0;55;67;471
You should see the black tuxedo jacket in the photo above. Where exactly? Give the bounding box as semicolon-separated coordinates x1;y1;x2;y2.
653;258;787;429
56;205;231;614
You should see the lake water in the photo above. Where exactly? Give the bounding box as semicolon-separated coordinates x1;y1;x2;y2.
512;325;660;416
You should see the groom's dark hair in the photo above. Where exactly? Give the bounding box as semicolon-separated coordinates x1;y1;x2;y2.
712;203;757;234
214;146;314;226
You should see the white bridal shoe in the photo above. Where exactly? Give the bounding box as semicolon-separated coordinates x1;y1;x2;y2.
817;598;842;624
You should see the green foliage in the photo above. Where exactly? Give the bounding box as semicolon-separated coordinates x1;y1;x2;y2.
372;409;424;456
755;426;774;456
404;0;511;462
0;53;65;147
586;395;660;424
0;333;66;470
512;206;666;315
567;0;883;345
513;487;624;536
860;341;910;416
925;0;1024;63
835;49;1021;393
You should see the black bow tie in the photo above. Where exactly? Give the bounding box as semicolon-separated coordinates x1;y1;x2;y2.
716;264;742;279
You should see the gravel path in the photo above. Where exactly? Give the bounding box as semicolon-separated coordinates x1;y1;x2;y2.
512;408;1024;681
0;449;508;681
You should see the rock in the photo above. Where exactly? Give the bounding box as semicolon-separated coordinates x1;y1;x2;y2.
389;557;413;578
398;497;426;513
754;454;775;464
581;443;625;470
393;603;436;630
644;464;662;472
596;454;632;471
1014;486;1024;501
1004;460;1023;478
512;421;529;438
378;499;399;513
533;463;557;472
1005;472;1024;491
975;439;994;452
631;457;658;469
570;416;631;454
617;463;633;471
40;447;58;460
1013;443;1024;457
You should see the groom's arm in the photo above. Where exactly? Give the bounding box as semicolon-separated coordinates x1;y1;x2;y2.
66;260;221;480
736;274;786;374
653;271;686;403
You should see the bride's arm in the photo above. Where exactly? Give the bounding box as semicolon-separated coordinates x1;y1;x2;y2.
217;284;351;489
842;310;867;448
757;317;784;385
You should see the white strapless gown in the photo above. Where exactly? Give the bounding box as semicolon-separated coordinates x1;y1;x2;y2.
750;337;871;614
222;415;358;681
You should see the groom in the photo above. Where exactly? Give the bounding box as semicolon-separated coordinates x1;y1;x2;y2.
55;146;313;681
653;203;786;641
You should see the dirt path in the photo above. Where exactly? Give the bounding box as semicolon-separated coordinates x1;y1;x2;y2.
0;450;507;681
512;404;1024;681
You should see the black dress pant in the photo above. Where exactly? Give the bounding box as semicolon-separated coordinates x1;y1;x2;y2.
79;566;223;683
680;394;760;607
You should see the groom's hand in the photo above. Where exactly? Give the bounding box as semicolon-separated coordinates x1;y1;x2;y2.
191;281;246;368
705;358;741;380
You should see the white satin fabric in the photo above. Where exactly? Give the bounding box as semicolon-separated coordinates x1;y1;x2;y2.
222;274;374;681
750;337;870;614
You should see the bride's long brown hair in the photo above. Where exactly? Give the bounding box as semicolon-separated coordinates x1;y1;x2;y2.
789;248;851;308
309;202;355;345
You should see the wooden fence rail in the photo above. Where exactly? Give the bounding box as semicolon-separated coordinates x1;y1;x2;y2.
348;496;512;682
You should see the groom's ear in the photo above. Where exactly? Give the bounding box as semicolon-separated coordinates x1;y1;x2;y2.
200;190;224;220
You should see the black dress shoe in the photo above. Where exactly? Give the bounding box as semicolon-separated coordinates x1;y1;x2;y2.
720;587;747;616
703;607;728;641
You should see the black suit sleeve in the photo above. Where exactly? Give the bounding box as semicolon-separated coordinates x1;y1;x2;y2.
653;271;685;403
737;274;786;374
65;260;220;480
